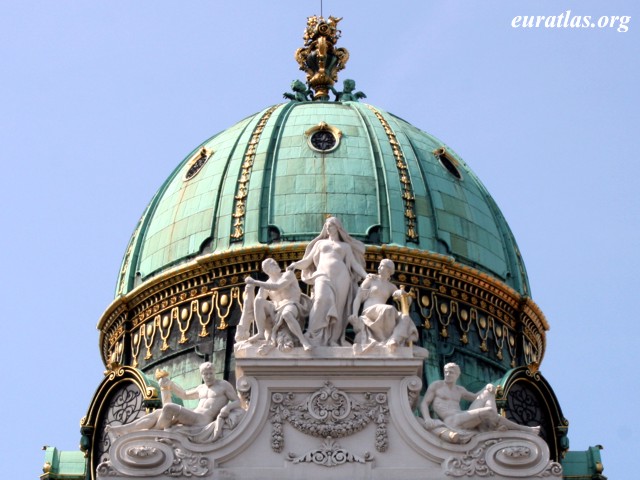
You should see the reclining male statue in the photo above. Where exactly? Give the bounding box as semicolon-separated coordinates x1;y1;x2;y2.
106;362;244;443
420;362;540;444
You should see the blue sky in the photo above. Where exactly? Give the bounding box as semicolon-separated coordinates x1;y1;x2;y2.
1;1;637;478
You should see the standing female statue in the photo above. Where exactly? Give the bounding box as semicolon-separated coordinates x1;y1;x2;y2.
287;217;367;346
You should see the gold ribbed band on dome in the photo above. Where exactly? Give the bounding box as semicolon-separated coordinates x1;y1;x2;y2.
99;244;547;372
366;105;419;242
231;105;280;241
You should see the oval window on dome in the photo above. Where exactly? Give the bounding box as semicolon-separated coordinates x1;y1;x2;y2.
305;122;342;153
433;147;462;180
184;147;213;181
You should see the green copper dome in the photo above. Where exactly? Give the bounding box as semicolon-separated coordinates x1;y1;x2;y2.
116;101;529;296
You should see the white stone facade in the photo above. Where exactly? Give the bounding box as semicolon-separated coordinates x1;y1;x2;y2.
97;347;560;479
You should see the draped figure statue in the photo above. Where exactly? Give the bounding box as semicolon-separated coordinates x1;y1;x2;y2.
348;259;419;353
287;217;367;346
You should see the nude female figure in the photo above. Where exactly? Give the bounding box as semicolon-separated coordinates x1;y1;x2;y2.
287;217;367;346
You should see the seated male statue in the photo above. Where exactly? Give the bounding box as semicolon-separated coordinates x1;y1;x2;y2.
106;362;243;443
420;362;540;443
239;258;312;353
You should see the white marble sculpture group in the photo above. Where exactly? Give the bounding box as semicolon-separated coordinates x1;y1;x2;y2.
235;216;418;354
97;218;559;479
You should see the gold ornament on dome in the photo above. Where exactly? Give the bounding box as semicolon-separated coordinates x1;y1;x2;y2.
230;105;279;241
143;317;158;360
175;302;196;342
101;243;548;371
104;348;121;374
458;306;471;345
367;105;419;242
295;15;350;101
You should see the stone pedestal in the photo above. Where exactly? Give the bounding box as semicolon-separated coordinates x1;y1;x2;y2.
97;347;561;479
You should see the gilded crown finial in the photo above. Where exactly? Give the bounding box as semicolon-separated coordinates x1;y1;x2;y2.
294;15;350;101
